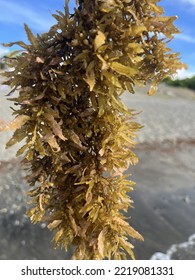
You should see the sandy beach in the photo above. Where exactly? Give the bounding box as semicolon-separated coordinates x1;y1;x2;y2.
130;142;195;259
0;77;195;259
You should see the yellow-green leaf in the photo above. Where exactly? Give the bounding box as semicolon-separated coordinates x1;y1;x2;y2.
24;23;37;46
48;220;62;230
0;115;30;132
131;25;147;37
97;54;109;70
125;225;144;241
85;180;94;203
57;83;66;99
119;238;135;260
148;84;157;96
69;131;85;150
16;144;29;157
99;0;116;13
110;62;138;77
149;3;164;14
83;61;96;91
94;31;106;51
98;229;106;258
42;133;60;152
54;228;64;243
44;113;67;141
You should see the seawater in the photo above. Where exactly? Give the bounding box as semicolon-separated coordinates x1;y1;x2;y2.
150;234;195;260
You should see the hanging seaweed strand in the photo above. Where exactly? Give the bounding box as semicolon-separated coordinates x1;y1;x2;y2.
1;0;186;259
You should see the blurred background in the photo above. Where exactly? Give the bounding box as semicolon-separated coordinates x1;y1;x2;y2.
0;0;195;260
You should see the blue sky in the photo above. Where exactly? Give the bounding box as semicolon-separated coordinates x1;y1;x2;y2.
0;0;194;78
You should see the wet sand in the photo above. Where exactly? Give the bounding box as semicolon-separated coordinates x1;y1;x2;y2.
129;142;195;259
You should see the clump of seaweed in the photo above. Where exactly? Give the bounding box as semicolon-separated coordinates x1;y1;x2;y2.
1;0;185;259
